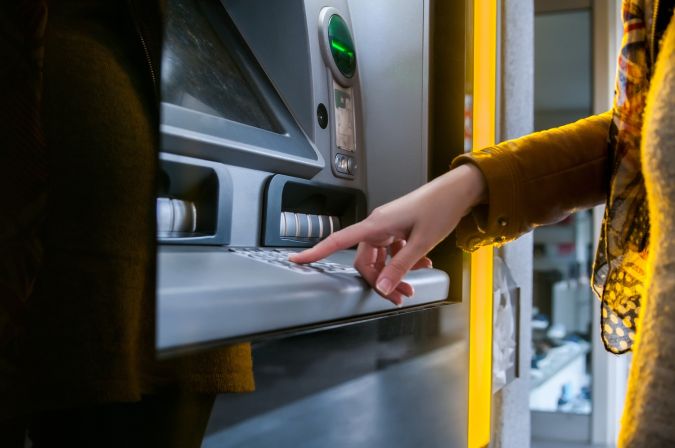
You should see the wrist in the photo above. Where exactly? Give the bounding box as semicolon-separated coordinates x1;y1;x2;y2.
458;163;487;206
443;164;487;216
419;163;487;222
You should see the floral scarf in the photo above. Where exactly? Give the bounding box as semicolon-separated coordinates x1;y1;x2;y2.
593;0;649;354
592;0;673;354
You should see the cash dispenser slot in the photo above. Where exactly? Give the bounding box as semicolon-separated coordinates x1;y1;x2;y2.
262;174;367;247
157;153;232;245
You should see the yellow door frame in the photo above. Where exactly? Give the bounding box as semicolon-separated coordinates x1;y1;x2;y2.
468;0;497;447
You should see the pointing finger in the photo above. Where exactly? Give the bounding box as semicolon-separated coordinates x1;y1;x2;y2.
289;221;372;264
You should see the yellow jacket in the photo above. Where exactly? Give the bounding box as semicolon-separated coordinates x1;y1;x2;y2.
452;13;675;446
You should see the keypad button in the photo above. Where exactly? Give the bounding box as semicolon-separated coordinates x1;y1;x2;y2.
346;157;356;174
334;154;349;174
229;248;359;276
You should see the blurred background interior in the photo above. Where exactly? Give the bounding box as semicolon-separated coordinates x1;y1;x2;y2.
530;2;630;447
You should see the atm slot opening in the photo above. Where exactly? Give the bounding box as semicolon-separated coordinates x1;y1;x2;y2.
157;156;232;244
262;175;366;247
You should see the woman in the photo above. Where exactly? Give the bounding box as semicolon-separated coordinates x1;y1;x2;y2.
292;1;675;445
1;1;253;446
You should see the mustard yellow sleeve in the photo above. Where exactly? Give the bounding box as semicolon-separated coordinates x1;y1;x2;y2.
451;111;613;251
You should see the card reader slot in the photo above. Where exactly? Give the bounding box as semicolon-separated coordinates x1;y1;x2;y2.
263;174;365;247
157;153;232;245
279;212;341;239
157;197;198;235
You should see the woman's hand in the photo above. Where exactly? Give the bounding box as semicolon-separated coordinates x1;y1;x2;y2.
289;164;487;305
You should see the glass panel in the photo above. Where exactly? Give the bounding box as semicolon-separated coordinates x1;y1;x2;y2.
533;10;592;130
162;0;282;133
531;211;594;415
203;308;469;447
530;9;593;416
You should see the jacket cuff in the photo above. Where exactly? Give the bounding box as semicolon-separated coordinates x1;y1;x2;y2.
451;146;520;251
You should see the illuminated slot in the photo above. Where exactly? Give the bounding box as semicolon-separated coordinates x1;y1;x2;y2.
262;175;366;247
330;216;341;233
308;215;321;238
157;198;197;236
296;213;310;238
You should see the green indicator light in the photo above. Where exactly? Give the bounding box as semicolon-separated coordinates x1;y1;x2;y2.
330;40;354;57
327;14;356;78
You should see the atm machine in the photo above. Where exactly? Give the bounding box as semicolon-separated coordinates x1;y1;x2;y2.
157;0;472;446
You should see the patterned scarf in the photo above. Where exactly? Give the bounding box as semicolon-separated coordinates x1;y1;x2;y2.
592;0;664;354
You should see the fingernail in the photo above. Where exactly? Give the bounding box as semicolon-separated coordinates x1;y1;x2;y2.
376;278;393;296
388;298;402;307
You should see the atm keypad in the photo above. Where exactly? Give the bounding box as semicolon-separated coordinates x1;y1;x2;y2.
230;248;358;275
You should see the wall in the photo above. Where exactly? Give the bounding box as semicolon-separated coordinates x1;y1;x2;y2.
491;0;535;447
534;10;592;130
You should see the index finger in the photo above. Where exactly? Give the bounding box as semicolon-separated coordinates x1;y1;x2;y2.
289;222;371;264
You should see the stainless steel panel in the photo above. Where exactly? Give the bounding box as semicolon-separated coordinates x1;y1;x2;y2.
157;246;450;352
